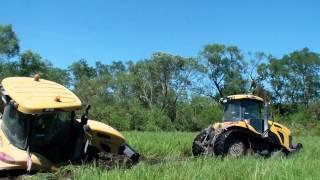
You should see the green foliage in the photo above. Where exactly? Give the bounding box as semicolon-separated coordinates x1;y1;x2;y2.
201;44;247;99
175;96;223;131
258;48;320;110
29;132;320;180
1;24;319;131
0;24;19;59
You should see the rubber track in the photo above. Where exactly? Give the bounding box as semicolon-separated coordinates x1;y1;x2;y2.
213;129;236;156
192;129;208;156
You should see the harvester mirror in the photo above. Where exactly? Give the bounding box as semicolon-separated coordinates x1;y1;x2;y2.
1;96;7;104
81;105;91;125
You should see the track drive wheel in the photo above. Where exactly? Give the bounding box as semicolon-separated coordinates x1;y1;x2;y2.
226;139;247;157
214;131;248;157
192;129;210;156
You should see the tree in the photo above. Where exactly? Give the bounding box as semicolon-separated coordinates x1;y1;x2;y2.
0;24;20;80
284;48;320;106
201;44;246;99
130;52;204;122
69;59;97;88
257;57;288;110
0;24;19;59
19;50;49;76
257;48;320;112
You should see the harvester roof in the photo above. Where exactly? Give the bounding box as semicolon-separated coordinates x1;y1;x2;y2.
226;94;264;102
1;76;82;114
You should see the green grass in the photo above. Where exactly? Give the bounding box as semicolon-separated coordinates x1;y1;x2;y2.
30;132;320;180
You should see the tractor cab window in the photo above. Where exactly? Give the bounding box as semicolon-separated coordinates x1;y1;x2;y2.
2;103;74;162
29;111;73;163
242;100;261;120
223;101;241;121
2;104;31;149
223;99;263;132
242;100;263;132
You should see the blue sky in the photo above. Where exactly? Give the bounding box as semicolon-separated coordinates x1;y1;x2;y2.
1;0;319;68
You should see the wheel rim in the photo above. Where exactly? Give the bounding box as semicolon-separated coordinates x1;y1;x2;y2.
228;141;245;157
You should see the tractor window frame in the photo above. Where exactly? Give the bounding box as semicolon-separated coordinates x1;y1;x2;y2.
223;99;264;132
223;100;242;122
29;110;74;163
1;103;31;150
241;99;264;132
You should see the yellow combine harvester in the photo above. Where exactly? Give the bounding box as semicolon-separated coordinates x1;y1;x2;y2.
0;76;139;173
192;94;302;157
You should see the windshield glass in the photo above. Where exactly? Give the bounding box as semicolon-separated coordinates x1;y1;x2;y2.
223;99;263;132
2;104;31;149
2;103;73;159
242;100;261;120
242;99;263;132
29;111;73;162
223;101;241;121
223;100;262;121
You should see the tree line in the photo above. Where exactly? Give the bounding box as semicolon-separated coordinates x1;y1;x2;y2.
1;24;319;131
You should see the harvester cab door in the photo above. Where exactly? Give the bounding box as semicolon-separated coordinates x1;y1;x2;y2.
242;100;264;133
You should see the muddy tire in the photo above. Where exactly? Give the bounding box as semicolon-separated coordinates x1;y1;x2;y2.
226;139;247;157
214;130;248;157
192;129;209;156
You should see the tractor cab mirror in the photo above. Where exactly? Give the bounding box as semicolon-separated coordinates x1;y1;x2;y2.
81;105;91;125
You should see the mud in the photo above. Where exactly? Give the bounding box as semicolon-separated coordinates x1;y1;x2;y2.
92;152;136;170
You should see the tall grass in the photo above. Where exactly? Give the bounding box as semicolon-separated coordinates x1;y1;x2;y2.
30;132;319;180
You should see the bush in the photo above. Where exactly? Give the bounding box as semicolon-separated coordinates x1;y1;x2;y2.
174;97;223;131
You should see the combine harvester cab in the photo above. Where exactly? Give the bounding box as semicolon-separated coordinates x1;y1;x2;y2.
0;75;139;173
192;94;302;157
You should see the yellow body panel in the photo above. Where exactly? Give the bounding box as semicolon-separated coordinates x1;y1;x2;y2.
0;119;126;171
212;120;292;150
226;94;264;102
212;121;260;135
268;121;291;150
87;120;125;154
0;122;56;171
1;77;81;114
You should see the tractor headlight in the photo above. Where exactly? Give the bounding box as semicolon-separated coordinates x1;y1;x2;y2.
119;143;140;163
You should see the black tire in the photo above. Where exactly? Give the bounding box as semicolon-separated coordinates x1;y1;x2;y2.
226;139;247;157
192;129;209;156
214;130;248;157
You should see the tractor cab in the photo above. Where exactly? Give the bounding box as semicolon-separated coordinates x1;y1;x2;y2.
1;103;75;163
220;94;268;133
0;76;139;172
0;76;83;165
192;94;302;157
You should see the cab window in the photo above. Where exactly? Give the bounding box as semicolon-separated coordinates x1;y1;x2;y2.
2;104;31;149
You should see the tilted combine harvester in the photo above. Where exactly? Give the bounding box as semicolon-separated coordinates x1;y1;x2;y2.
192;94;302;157
0;76;139;173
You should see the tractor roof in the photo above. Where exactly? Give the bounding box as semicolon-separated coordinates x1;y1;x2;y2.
1;77;82;114
226;94;264;102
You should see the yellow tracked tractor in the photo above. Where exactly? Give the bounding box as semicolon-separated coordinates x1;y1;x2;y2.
192;94;302;157
0;76;139;174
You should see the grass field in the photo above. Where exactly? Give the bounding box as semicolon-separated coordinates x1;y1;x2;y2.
30;131;320;180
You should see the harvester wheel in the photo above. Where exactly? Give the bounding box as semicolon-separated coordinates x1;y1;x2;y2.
192;129;209;156
214;131;248;157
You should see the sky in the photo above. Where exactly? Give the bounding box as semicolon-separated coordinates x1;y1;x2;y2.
1;0;319;68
